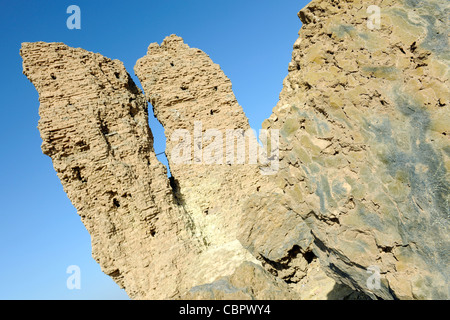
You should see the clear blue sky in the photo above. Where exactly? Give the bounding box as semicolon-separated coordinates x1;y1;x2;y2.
0;0;308;299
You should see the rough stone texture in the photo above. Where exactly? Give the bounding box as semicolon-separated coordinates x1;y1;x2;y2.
250;0;449;299
20;42;204;299
134;35;349;299
21;0;449;300
135;35;263;254
20;41;305;300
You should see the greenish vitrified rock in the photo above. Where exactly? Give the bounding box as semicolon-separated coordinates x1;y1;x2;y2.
362;66;401;80
243;0;449;300
281;117;300;137
292;143;311;164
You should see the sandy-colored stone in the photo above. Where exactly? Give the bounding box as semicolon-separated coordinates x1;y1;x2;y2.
20;42;202;299
21;0;449;300
134;35;342;299
21;40;336;300
256;0;449;299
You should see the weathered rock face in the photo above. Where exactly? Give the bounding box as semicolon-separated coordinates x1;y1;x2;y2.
21;41;308;300
20;42;205;299
135;35;262;253
21;0;449;300
251;0;449;299
134;35;346;299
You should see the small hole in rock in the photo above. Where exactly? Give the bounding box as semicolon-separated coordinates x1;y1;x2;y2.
100;120;109;135
75;140;90;152
304;251;315;264
113;198;120;208
72;166;86;183
109;269;121;277
381;246;393;253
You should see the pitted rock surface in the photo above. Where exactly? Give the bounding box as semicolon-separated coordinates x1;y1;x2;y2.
21;0;449;300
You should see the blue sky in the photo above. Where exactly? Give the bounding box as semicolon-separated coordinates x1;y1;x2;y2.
0;0;308;299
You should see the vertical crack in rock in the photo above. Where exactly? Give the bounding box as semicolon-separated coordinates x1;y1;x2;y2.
134;35;306;297
21;41;305;300
135;35;262;252
135;35;350;299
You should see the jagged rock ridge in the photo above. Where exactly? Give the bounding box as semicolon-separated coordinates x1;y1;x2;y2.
20;41;311;300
